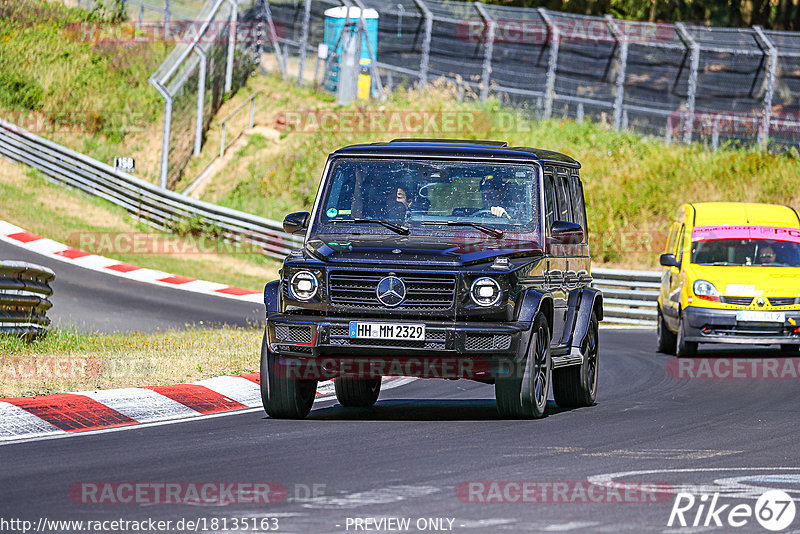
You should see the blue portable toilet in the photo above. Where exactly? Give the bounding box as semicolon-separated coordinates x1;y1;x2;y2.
323;6;378;93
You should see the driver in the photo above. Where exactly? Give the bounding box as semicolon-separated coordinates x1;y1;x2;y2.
480;176;512;218
758;245;778;264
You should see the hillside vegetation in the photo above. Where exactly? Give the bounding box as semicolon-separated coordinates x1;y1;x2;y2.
197;75;800;269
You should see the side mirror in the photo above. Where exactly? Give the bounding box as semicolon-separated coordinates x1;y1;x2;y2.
283;211;310;235
549;220;584;245
660;253;680;268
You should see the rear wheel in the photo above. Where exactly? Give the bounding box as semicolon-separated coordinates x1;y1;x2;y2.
260;333;317;419
496;313;551;419
676;315;697;357
553;310;599;408
334;378;381;407
657;307;677;355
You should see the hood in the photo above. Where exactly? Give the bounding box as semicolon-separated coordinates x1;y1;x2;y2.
305;233;543;267
688;264;800;297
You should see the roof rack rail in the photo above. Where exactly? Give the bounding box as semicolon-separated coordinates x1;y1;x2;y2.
389;138;508;147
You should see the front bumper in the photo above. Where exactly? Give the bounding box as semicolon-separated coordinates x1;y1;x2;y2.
683;306;800;345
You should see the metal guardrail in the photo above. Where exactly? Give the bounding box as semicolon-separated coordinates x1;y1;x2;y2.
0;262;55;337
0;118;304;261
592;268;660;326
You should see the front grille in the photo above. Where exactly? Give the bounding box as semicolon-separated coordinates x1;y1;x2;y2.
328;270;456;311
721;296;753;306
769;297;799;306
274;325;313;344
465;334;512;351
275;344;313;353
709;325;788;337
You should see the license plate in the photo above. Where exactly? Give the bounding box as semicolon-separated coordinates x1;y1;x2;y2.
349;322;426;340
736;311;785;323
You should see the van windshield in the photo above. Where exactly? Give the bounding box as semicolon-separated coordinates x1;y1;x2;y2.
692;237;800;266
315;158;541;238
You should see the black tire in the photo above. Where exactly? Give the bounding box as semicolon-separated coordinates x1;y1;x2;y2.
334;378;381;407
676;315;698;357
260;333;317;419
657;307;677;355
553;310;599;408
780;344;800;353
496;313;551;419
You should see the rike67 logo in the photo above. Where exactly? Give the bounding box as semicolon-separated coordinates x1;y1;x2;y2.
668;490;796;531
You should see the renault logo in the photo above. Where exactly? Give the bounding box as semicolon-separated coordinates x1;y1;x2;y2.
757;297;765;307
376;276;406;307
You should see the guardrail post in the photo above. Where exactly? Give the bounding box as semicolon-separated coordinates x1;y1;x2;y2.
605;15;628;131
474;2;495;103
675;23;699;144
193;47;208;157
413;0;432;86
752;26;777;150
225;0;239;93
297;0;312;86
538;8;559;119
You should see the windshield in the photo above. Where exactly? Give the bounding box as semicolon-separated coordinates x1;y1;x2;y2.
314;158;541;238
691;226;800;266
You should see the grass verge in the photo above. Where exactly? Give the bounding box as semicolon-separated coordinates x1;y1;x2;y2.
0;327;262;398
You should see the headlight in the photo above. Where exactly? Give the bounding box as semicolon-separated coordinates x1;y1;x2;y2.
693;280;720;302
290;270;319;301
470;277;502;307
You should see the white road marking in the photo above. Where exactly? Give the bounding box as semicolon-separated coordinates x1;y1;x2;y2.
0;402;63;441
301;485;439;509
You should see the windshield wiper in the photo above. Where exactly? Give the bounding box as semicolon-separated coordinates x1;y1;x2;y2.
341;218;410;235
422;221;504;238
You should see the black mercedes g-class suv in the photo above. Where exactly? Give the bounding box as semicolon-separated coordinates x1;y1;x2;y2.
261;139;602;419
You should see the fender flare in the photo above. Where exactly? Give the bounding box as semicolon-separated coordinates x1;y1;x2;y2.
517;289;553;333
570;287;603;350
264;280;281;318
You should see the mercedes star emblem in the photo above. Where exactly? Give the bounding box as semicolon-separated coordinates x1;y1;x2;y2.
376;276;407;307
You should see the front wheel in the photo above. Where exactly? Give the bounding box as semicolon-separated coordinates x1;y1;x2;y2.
657;307;677;354
335;378;381;407
496;313;551;419
260;333;317;419
676;316;697;357
553;310;599;408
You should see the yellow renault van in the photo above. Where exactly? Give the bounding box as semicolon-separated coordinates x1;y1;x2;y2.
657;203;800;356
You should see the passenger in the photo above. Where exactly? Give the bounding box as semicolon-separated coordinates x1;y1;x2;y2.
480;176;512;218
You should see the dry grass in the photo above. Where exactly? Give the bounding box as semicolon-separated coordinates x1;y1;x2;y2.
0;327;262;398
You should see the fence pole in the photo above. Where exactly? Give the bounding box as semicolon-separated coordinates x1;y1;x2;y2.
753;26;777;149
413;0;432;86
150;79;173;189
225;0;239;93
193;47;208;157
352;0;386;100
675;23;699;144
297;0;312;87
164;0;171;40
474;2;495;103
605;15;628;131
264;0;287;78
538;8;559;119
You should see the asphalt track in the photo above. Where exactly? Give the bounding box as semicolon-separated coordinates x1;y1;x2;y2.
3;240;800;532
0;240;263;333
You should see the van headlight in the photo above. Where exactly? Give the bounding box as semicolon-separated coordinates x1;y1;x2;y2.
693;280;720;302
471;277;502;307
290;270;319;301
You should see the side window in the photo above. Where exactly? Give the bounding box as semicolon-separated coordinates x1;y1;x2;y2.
554;169;572;222
676;224;686;260
543;167;557;231
568;172;586;235
665;223;679;255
